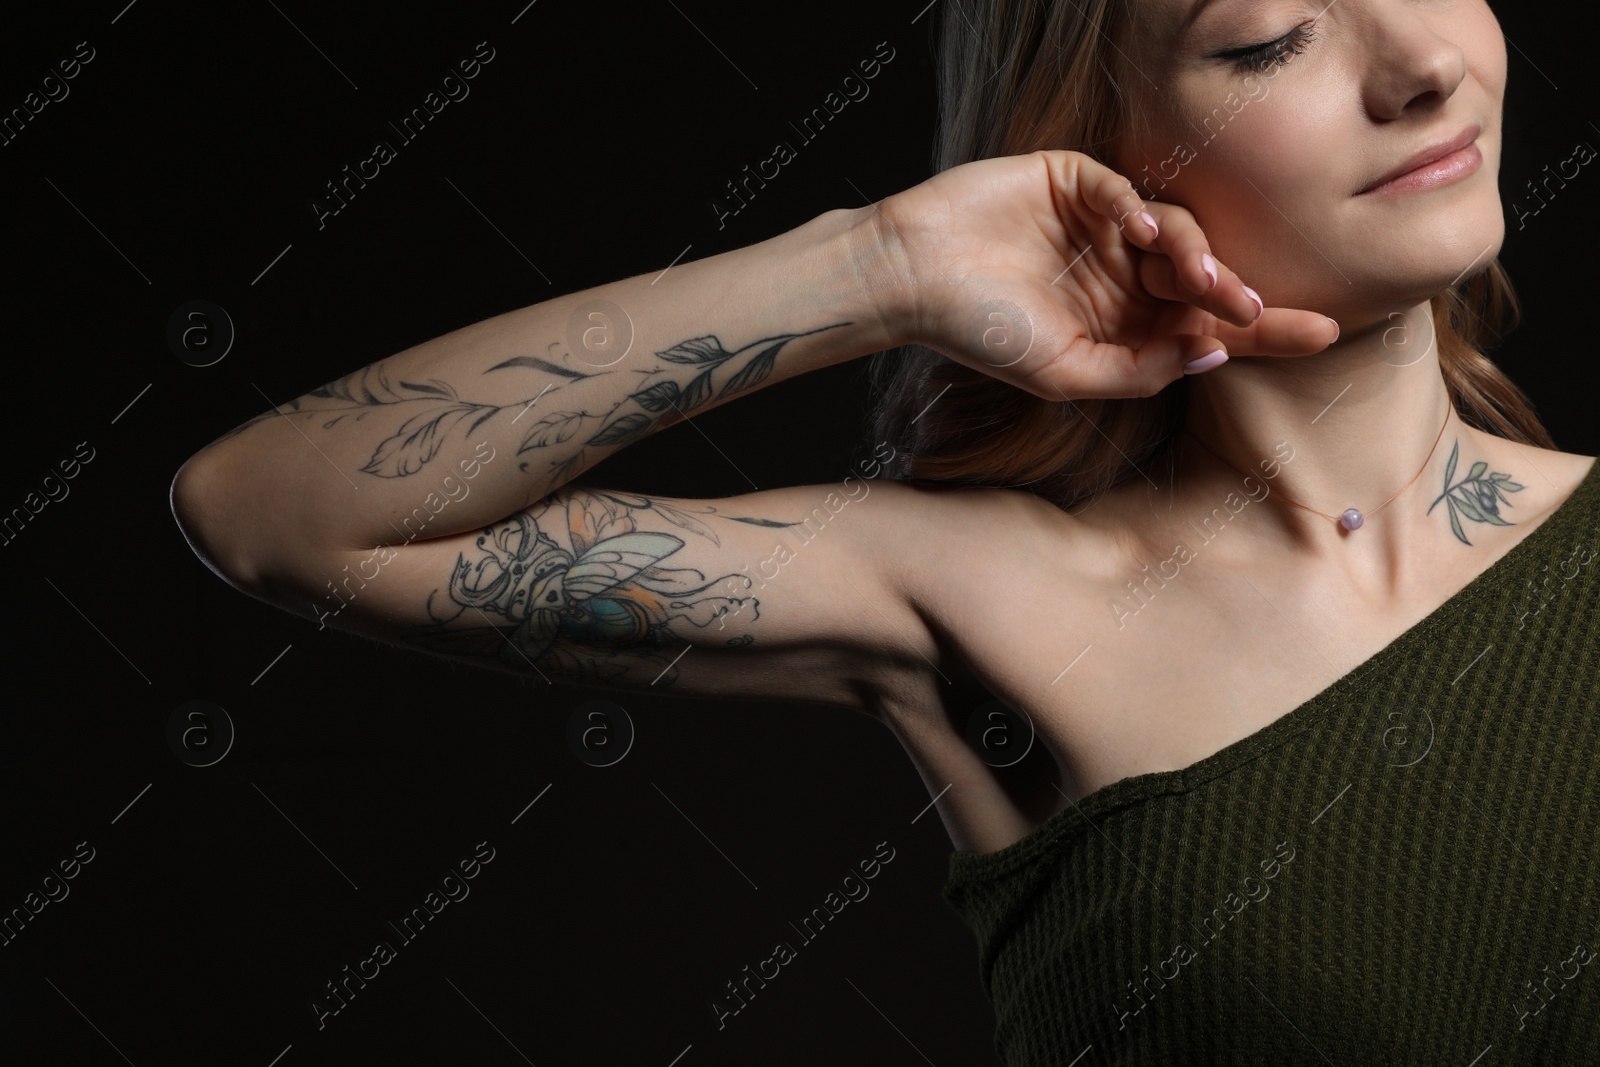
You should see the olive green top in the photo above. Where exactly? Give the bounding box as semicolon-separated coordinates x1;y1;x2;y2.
944;456;1600;1066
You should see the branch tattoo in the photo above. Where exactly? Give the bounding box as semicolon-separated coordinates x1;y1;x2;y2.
215;319;850;679
216;321;851;497
1427;440;1525;546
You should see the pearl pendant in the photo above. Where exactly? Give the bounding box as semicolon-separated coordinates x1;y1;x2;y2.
1340;508;1364;531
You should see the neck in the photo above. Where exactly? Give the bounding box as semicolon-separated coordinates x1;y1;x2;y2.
1175;302;1468;556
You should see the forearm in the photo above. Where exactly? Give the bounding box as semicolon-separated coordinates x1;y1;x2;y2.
182;205;901;576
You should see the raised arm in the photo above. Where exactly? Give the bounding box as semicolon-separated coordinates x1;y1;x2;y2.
174;205;899;584
171;150;1335;711
170;203;959;712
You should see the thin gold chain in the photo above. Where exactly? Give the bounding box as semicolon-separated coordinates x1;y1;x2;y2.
1179;403;1453;524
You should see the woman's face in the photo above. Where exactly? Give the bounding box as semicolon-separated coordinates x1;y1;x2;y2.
1111;0;1507;325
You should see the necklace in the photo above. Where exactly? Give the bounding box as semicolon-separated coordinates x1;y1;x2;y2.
1179;404;1453;532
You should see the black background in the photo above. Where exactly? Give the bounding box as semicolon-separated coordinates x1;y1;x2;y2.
1;2;1595;1065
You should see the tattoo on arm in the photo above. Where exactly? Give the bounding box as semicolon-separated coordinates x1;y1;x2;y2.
199;358;591;462
205;322;851;494
401;489;800;685
515;323;851;490
1426;440;1525;546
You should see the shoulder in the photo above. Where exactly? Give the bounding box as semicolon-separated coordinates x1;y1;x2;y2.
1471;440;1595;523
860;478;1092;571
862;477;1122;643
863;477;1068;531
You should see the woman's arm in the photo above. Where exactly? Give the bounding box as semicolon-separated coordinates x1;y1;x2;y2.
169;149;1333;709
174;148;1333;589
172;204;900;586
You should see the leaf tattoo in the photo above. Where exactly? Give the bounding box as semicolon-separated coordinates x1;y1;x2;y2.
487;354;604;381
629;381;683;412
1426;440;1525;545
659;337;735;365
491;329;814;479
595;322;850;439
212;322;851;484
726;515;803;529
719;339;784;399
364;403;500;477
292;362;557;479
587;412;655;447
516;410;589;454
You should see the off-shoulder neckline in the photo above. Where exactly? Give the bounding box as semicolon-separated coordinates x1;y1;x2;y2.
946;454;1600;885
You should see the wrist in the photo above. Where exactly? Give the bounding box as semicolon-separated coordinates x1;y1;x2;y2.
841;203;918;353
787;204;915;360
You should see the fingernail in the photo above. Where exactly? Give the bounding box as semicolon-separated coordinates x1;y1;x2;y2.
1242;286;1264;319
1326;316;1340;341
1183;350;1229;375
1139;211;1159;236
1201;253;1218;290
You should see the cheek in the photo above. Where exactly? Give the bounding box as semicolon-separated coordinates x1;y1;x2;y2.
1162;88;1346;263
1466;22;1507;103
1464;0;1508;80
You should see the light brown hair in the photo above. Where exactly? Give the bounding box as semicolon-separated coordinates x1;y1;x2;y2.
866;0;1555;512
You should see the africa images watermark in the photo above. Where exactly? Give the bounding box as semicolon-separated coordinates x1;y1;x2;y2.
1109;440;1298;629
1;439;96;548
1510;934;1599;1032
0;39;96;149
1;841;97;948
311;41;497;231
710;40;898;230
311;840;496;1030
1126;41;1301;204
1509;136;1596;231
1111;838;1296;1032
713;439;898;630
712;840;897;1030
313;439;497;630
1512;538;1598;631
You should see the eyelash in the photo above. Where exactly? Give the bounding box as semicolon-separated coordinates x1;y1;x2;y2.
1219;22;1318;74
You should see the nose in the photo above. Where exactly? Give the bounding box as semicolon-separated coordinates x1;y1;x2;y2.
1360;6;1469;120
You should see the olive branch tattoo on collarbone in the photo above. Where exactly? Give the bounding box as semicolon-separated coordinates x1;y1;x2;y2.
213;321;851;487
1426;440;1525;546
400;488;804;685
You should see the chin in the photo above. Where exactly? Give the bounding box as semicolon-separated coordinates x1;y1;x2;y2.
1356;211;1504;313
1353;156;1505;252
1318;200;1505;315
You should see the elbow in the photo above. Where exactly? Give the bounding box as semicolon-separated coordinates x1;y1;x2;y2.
171;447;266;596
172;447;324;624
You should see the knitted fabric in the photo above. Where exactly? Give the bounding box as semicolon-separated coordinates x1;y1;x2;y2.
944;458;1600;1065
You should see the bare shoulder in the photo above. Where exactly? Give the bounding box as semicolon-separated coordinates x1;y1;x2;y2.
1527;447;1596;506
862;478;1116;697
863;478;1090;607
1469;439;1596;527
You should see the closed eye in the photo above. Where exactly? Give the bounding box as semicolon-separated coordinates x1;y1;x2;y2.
1215;22;1317;75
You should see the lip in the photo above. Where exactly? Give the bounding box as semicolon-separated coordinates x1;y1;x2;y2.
1357;124;1484;195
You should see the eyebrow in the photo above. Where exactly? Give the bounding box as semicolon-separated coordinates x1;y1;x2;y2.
1181;0;1218;33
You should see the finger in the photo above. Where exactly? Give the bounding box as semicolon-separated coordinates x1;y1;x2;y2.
1065;157;1261;330
1131;229;1268;331
1041;332;1232;400
1132;199;1227;297
1137;255;1265;328
1071;155;1163;246
1210;308;1340;356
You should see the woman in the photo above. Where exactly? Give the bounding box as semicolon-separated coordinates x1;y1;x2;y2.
174;0;1600;1062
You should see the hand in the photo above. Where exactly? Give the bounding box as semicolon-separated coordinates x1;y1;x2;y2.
867;149;1339;399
